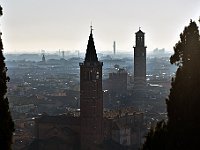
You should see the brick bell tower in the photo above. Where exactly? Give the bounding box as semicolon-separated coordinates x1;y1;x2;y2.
79;26;103;150
134;28;146;87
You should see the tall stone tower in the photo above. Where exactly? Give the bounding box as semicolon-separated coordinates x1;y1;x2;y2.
79;27;103;150
134;29;146;87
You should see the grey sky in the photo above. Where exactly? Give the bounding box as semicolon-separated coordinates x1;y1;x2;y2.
1;0;200;53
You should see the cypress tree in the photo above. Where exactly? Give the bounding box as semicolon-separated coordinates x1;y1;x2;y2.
0;5;15;150
142;20;200;150
166;20;200;149
167;20;200;126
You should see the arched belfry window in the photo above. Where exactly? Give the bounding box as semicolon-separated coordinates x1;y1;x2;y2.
136;36;144;46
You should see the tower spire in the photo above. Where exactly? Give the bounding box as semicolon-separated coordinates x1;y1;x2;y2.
84;25;98;62
90;22;93;33
80;27;103;150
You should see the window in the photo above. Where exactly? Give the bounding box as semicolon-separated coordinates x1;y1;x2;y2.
96;71;99;79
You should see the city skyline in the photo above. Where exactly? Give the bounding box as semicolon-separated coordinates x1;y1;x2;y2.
1;0;200;53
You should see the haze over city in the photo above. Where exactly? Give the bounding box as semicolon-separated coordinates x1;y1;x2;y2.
1;0;200;53
1;0;200;149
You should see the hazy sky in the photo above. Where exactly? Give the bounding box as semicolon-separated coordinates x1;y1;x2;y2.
1;0;200;53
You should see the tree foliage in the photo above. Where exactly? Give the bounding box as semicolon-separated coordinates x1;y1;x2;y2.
142;20;200;150
0;5;15;150
167;20;200;126
142;121;169;150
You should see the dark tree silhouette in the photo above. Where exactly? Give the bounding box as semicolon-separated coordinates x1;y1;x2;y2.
142;121;168;150
142;20;200;150
166;20;200;149
0;5;15;150
167;20;200;126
